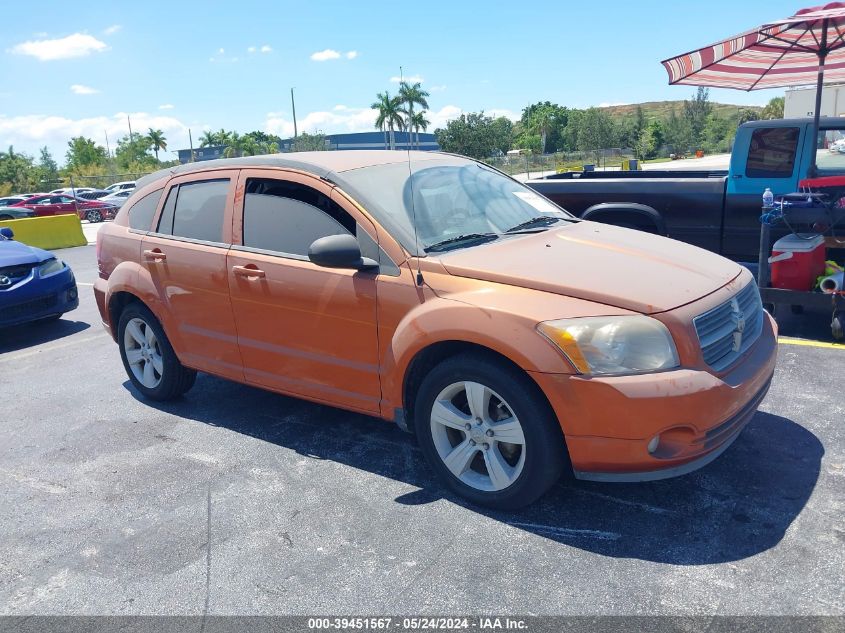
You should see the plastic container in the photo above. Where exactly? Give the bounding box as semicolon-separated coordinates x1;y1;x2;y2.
763;188;774;209
769;233;826;291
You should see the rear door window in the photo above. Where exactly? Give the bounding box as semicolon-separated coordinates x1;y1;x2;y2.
156;179;229;243
745;127;799;178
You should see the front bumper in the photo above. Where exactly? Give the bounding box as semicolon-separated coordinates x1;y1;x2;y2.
0;268;79;328
530;312;778;481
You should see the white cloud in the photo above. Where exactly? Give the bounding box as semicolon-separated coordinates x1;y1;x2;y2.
210;48;238;63
260;45;272;53
247;46;256;53
158;104;175;110
430;85;447;92
0;111;189;164
598;101;628;107
345;50;358;59
390;74;424;84
103;24;121;35
265;107;377;137
311;48;341;61
10;33;109;61
218;48;225;54
70;84;99;95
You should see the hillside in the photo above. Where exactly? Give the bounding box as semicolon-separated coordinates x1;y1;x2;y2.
601;100;763;121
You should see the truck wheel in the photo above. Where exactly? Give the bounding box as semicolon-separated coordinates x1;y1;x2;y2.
118;303;197;401
414;353;567;509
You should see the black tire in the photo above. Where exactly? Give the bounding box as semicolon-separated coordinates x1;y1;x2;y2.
414;353;568;510
0;215;12;221
86;209;102;223
117;302;197;401
832;312;845;341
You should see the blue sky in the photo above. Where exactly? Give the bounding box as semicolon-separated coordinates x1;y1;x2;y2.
1;0;803;163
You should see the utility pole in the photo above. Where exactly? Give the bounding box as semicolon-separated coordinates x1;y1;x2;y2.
127;115;133;141
291;88;298;138
188;128;195;162
104;130;111;158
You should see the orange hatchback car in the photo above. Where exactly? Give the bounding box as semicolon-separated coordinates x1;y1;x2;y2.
95;151;777;508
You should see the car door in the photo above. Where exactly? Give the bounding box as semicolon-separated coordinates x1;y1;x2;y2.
142;170;243;381
227;169;381;414
723;124;804;259
57;196;78;216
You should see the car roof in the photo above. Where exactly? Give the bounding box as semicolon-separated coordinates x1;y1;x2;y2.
135;150;460;190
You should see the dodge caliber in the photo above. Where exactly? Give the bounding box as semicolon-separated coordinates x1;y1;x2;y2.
94;151;777;509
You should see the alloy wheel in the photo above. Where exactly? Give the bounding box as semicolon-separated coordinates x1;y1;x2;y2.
123;317;164;388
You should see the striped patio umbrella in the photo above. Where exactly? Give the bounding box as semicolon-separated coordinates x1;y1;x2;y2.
662;2;845;172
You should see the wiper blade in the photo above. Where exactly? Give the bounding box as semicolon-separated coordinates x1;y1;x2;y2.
424;233;499;253
505;216;566;233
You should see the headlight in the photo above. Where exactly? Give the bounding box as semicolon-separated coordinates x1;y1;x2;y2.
38;258;65;276
537;316;679;376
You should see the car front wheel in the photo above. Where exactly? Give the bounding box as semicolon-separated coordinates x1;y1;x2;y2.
118;303;196;401
86;209;102;223
414;353;567;509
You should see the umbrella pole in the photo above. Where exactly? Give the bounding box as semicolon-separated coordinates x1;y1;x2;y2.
810;21;829;178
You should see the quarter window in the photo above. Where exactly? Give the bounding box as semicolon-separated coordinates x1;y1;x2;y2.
128;188;163;231
745;127;799;178
156;179;229;243
242;178;354;256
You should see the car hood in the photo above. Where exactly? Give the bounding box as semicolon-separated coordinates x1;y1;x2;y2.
434;221;743;314
0;239;53;267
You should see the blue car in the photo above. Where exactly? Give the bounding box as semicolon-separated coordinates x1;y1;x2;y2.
0;227;79;328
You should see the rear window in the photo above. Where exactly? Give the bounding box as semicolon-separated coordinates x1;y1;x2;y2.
745;127;799;178
156;179;229;243
127;188;163;231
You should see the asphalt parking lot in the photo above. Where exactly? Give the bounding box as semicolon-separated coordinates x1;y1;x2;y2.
1;244;843;616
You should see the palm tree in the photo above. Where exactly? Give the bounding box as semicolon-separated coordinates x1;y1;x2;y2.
399;81;429;148
410;111;430;149
372;91;405;150
223;132;246;158
529;106;555;154
147;128;167;160
199;131;216;147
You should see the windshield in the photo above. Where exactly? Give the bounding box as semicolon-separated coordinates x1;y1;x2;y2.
338;157;573;255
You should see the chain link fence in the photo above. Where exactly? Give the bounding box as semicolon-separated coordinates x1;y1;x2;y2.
486;148;636;179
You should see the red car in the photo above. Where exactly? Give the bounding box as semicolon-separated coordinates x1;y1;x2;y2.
11;194;117;223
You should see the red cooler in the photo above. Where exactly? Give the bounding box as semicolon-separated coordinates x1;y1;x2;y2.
769;233;826;291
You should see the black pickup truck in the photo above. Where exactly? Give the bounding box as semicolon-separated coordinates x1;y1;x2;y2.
526;117;845;261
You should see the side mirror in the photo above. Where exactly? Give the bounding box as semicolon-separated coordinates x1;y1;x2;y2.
308;234;378;271
0;227;13;240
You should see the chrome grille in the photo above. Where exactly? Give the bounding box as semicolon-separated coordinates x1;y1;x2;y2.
693;281;764;372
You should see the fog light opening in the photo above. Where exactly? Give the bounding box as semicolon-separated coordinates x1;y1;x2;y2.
647;434;660;455
67;288;78;301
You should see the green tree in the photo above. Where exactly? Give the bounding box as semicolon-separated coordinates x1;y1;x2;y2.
576;108;618;162
147;129;167;160
0;146;35;193
115;134;155;169
410;111;431;149
223;131;246;158
372;91;404;149
664;108;695;155
66;137;107;170
199;130;216;147
37;146;59;183
701;114;733;153
521;102;568;152
435;112;511;160
761;96;785;120
636;121;664;160
399;81;430;148
683;87;712;147
291;132;329;152
738;108;760;125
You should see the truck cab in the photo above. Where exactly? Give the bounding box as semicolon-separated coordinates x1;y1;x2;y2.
724;117;845;256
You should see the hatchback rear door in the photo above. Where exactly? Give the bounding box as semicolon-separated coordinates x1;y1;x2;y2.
141;170;243;381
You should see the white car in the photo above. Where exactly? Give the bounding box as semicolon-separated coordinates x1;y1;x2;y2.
99;190;134;207
0;196;28;207
829;138;845;153
49;187;96;195
104;181;136;192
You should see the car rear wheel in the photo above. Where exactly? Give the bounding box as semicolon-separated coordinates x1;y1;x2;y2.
414;353;567;509
118;303;196;401
86;209;102;223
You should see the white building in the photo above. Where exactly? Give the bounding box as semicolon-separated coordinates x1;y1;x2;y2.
784;84;845;118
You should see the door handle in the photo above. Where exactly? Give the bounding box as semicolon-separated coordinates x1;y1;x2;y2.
143;249;167;262
232;264;265;279
732;174;743;179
